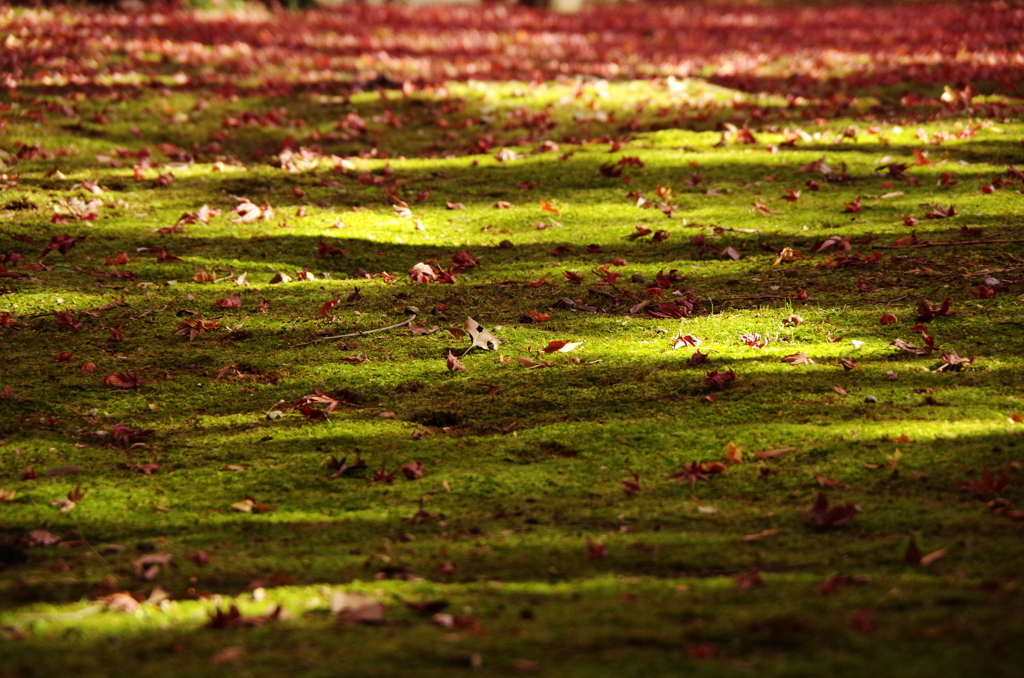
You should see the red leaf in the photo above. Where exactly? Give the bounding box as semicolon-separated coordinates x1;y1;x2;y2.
702;370;736;390
215;294;242;309
316;239;346;258
54;310;83;330
843;196;863;213
446;351;467;372
542;340;583;354
586;540;607;560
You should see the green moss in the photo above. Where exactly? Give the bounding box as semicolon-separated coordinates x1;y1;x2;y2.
2;6;1024;676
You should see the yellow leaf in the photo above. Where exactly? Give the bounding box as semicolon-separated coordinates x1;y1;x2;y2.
230;499;255;513
726;441;743;464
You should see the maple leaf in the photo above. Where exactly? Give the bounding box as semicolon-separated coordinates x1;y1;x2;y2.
924;204;956;219
890;338;932;356
231;199;262;224
539;199;561;216
843;196;863;213
542;340;583;354
328;452;367;479
215;294;242;309
446;351;467;372
451;251;480;273
555;270;582;285
586;540;607;560
703;370;736;389
208;604;282;629
408;261;438;283
174;318;220;341
771;247;805;266
797;157;832;174
739;333;767;349
316;239;346;258
734;569;764;590
290;390;341;418
593;265;623;284
620;471;641;495
780;188;801;202
687;350;709;365
804;492;857;527
112;422;154;448
935;351;975;372
625;225;653;240
54;310;83;330
400;461;427;480
751;199;781;215
67;483;85;502
959;466;1010;495
41;233;81;258
103;370;144;388
880;313;898;324
668;461;712;492
916;296;957;322
672;334;701;349
971;285;995;299
725;441;743;464
529;309;552;323
367;462;396;484
781;352;816;365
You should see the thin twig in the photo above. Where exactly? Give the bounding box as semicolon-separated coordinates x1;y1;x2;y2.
873;239;1024;250
289;315;416;348
715;294;793;301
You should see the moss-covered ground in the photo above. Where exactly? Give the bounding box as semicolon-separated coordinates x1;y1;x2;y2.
1;2;1023;676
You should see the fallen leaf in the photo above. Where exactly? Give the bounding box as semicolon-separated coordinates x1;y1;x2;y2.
804;492;857;527
466;317;500;351
542;340;583;353
446;351;467;372
331;591;385;624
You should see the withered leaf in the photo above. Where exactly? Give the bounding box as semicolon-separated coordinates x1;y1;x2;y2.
207;604;282;629
400;461;427;480
331;591;385;624
668;461;711;492
446;351;467;372
804;492;857;527
465;317;500;351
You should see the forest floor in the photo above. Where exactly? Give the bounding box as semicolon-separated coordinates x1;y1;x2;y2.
1;2;1023;677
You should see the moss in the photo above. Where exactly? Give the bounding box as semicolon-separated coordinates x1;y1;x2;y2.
1;5;1024;676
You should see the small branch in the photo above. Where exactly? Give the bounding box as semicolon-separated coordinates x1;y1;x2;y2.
715;294;793;301
288;315;416;348
873;239;1024;250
